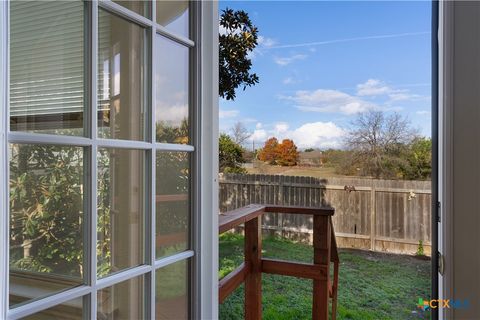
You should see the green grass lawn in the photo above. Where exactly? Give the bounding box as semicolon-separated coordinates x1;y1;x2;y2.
219;233;431;320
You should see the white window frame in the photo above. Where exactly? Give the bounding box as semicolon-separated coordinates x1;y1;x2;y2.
0;0;8;318
0;0;219;319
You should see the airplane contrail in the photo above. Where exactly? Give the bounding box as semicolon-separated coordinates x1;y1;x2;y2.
267;31;431;49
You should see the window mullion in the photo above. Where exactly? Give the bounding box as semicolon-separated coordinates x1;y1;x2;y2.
149;1;157;317
89;1;99;319
0;1;9;318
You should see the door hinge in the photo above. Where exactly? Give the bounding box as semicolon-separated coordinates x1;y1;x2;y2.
438;251;445;275
437;201;441;222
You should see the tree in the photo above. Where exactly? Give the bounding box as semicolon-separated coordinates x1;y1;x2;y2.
230;121;251;146
219;134;246;173
9;145;84;275
156;118;189;144
276;139;299;166
346;111;418;178
399;137;432;180
258;137;299;166
322;149;360;176
219;8;259;100
258;137;279;164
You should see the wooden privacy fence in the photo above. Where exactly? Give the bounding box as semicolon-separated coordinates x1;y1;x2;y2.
219;173;432;256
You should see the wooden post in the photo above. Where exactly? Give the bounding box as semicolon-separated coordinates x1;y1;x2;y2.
245;216;262;320
331;260;339;320
370;187;376;251
313;215;331;320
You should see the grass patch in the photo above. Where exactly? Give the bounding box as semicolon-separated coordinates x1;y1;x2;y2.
219;233;431;320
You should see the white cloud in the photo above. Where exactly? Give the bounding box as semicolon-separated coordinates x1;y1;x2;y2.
283;77;295;85
389;92;430;102
249;123;267;142
285;89;377;115
219;109;239;119
258;36;276;48
388;92;410;101
290;122;346;149
249;121;346;149
248;36;277;59
357;79;391;96
243;117;258;123
356;79;430;103
274;122;289;134
219;25;228;36
416;110;431;115
274;54;307;66
250;129;267;142
156;104;188;123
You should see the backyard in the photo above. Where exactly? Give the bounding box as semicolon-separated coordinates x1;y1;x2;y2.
219;233;431;320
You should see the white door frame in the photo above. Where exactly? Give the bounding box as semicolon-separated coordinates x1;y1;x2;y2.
197;1;219;319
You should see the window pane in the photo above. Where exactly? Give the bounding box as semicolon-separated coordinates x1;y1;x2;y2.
98;10;147;141
156;152;190;258
9;144;84;307
112;0;150;18
98;276;145;319
156;1;189;37
97;148;145;277
156;259;190;320
155;36;189;144
10;1;84;136
22;296;84;320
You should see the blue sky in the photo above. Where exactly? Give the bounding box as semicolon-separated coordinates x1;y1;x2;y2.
219;1;432;149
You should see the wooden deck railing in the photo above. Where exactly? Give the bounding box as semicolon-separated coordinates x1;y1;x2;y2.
219;204;339;320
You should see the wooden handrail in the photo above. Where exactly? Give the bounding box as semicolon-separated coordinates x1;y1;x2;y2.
219;262;250;304
219;204;340;320
219;204;265;233
263;205;335;216
219;204;334;233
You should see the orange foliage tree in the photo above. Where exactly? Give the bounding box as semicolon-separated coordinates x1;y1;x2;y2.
276;139;299;166
258;137;298;166
258;137;279;164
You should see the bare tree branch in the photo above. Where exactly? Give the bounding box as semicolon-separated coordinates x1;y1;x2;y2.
345;111;417;178
230;121;251;146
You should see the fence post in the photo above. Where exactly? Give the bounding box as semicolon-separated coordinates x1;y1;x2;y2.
370;187;376;251
312;215;331;320
245;216;262;320
278;177;284;237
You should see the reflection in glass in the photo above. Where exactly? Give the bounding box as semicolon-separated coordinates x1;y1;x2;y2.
156;152;190;258
9;144;84;307
156;260;190;320
98;9;147;141
97;276;144;320
156;1;189;37
22;297;84;320
97;148;145;277
112;0;149;17
10;1;85;135
155;36;189;144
